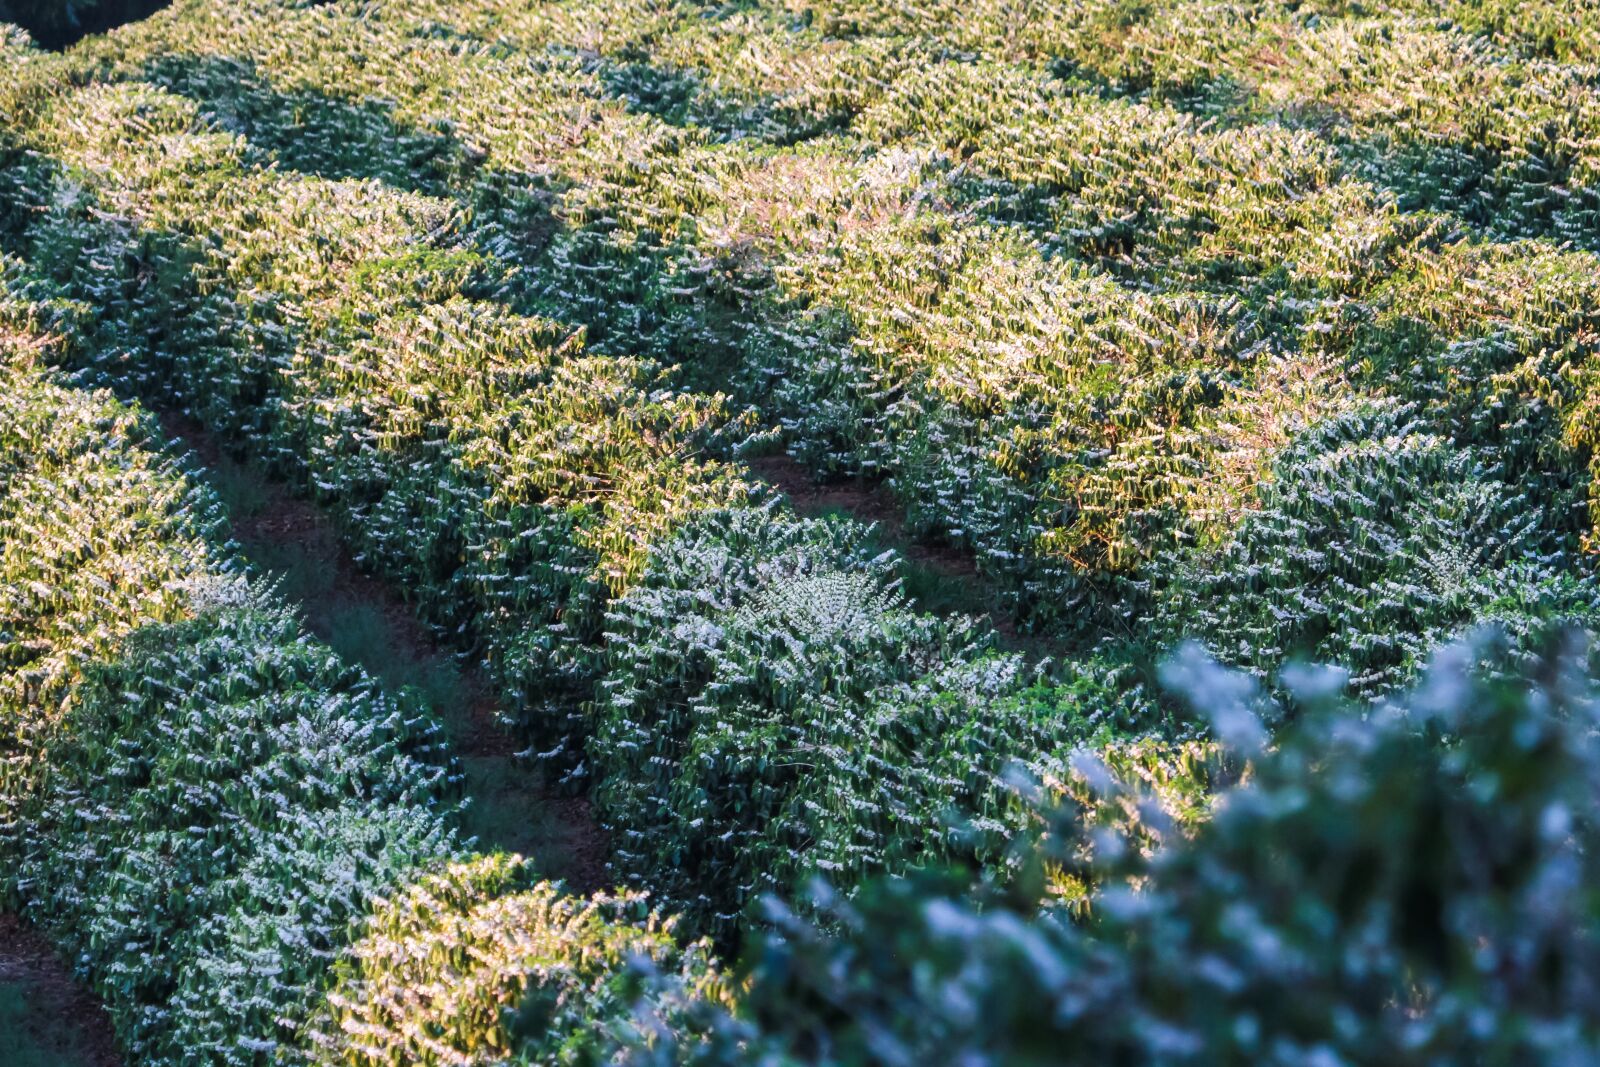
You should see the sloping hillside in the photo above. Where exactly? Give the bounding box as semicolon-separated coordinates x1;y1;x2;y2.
4;1;1600;1063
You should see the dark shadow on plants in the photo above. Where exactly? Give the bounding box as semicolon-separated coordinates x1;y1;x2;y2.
0;0;171;50
139;53;567;279
595;56;857;146
1339;134;1600;253
0;127;63;253
141;54;472;197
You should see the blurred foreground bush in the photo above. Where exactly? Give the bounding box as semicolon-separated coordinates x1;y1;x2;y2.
634;635;1600;1065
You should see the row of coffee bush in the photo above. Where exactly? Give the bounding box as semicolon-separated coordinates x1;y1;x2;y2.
634;637;1600;1064
0;61;755;751
5;0;1597;927
0;26;1195;956
590;504;1224;940
0;264;717;1065
43;0;1600;670
0;254;1210;1061
6;4;1600;1059
5;152;1597;1067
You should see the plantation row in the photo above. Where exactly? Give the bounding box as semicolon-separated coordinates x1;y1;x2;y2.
8;286;1599;1063
9;266;1600;1063
1;0;1597;925
0;270;719;1062
43;0;1600;690
4;0;1600;1060
0;40;1188;954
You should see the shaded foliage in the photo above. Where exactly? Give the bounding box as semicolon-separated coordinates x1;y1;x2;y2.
635;638;1600;1065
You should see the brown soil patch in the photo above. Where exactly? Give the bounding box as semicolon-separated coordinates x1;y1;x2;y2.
160;415;610;894
0;914;120;1067
748;453;1028;644
748;454;981;574
544;794;608;893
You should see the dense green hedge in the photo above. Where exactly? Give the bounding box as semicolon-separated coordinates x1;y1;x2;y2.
591;504;1190;940
0;275;708;1066
17;589;455;1063
0;258;215;846
632;637;1600;1064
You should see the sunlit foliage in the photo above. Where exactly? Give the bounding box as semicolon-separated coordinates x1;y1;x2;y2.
5;0;1600;1060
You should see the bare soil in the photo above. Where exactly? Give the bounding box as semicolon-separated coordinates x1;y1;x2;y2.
0;914;120;1067
161;415;609;893
747;454;1030;644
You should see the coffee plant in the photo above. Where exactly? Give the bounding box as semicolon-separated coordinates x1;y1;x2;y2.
309;854;722;1067
1149;400;1600;694
629;637;1600;1065
591;504;1194;941
0;276;709;1065
6;0;1600;1061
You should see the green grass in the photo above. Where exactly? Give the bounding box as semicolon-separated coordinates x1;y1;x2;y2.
203;453;270;523
896;554;996;618
249;543;338;616
455;755;578;873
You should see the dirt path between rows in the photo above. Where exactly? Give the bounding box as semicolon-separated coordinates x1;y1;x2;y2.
0;914;119;1067
748;454;1047;652
163;416;609;893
